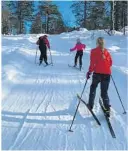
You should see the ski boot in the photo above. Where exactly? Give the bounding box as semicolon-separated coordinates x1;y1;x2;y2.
104;107;111;118
45;62;49;66
39;60;42;66
79;65;82;71
87;103;93;110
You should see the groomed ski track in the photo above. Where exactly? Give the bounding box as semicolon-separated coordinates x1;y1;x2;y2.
2;32;127;150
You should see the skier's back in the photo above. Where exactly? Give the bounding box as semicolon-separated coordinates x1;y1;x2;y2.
36;35;50;65
86;37;112;117
70;38;86;70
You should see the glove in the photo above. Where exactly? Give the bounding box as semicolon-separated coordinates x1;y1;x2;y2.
86;71;91;79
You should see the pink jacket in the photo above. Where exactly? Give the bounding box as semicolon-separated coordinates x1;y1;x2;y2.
70;43;86;52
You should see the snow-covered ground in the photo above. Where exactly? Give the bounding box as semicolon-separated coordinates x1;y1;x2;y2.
2;29;128;150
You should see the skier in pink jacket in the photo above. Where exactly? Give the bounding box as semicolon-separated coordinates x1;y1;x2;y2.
70;38;86;69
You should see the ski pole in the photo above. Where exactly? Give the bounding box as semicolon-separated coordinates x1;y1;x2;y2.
111;75;126;114
49;49;53;65
35;47;38;64
68;51;71;66
69;79;88;132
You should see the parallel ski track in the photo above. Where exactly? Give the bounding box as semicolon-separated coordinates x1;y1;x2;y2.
9;109;30;150
2;49;127;150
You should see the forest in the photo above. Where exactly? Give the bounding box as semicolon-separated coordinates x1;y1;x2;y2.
2;1;128;35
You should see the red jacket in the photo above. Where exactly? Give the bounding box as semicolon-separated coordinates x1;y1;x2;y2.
70;43;86;51
36;36;50;49
89;47;112;74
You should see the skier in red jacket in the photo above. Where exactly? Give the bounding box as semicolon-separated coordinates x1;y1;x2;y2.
36;35;50;65
70;38;86;70
86;37;112;117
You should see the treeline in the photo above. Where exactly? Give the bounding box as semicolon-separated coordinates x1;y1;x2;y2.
71;1;127;35
2;1;66;34
2;1;128;35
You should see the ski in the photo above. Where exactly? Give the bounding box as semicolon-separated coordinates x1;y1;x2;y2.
44;63;53;67
99;99;116;138
38;62;53;67
68;64;82;71
77;94;101;126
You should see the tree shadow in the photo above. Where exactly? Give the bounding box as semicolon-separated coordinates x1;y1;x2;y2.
2;97;96;126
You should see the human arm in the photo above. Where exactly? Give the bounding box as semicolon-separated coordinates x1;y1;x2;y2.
88;50;95;73
107;51;112;66
86;50;95;79
83;44;86;49
70;45;77;51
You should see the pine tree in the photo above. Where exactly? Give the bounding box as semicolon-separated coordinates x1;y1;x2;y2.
86;1;105;29
39;1;65;34
71;1;106;29
108;1;127;34
2;10;10;34
8;1;34;34
30;13;43;34
2;1;10;34
71;1;85;27
122;1;127;35
114;1;127;31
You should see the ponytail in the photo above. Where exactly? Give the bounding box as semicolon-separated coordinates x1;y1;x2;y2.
97;37;104;51
97;37;105;59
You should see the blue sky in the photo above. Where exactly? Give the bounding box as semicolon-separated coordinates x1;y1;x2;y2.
25;1;76;33
33;1;76;26
53;1;76;27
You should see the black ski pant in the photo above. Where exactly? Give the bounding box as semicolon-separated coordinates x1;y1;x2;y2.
39;46;48;65
75;51;83;66
88;73;110;110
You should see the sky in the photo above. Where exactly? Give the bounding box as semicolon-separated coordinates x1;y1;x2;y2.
2;1;76;33
34;1;76;27
53;1;76;27
25;1;76;33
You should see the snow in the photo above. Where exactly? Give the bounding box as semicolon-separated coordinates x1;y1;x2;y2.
121;26;128;35
2;29;128;150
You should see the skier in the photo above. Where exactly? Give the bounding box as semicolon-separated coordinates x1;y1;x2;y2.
70;38;86;70
36;35;50;65
86;37;112;117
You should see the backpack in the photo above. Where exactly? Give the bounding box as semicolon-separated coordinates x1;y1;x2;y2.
39;37;46;47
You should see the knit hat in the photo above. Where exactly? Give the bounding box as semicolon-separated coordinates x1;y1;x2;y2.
77;38;81;43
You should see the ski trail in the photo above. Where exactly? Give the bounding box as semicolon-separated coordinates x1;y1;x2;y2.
92;114;107;150
64;124;87;150
13;69;44;148
2;66;42;149
2;34;127;150
30;64;88;150
30;69;49;113
16;124;36;149
89;101;106;150
80;124;92;150
9;109;30;150
2;65;41;111
107;112;127;149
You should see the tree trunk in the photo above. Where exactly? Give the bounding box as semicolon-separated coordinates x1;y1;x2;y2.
46;14;49;34
84;1;87;28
